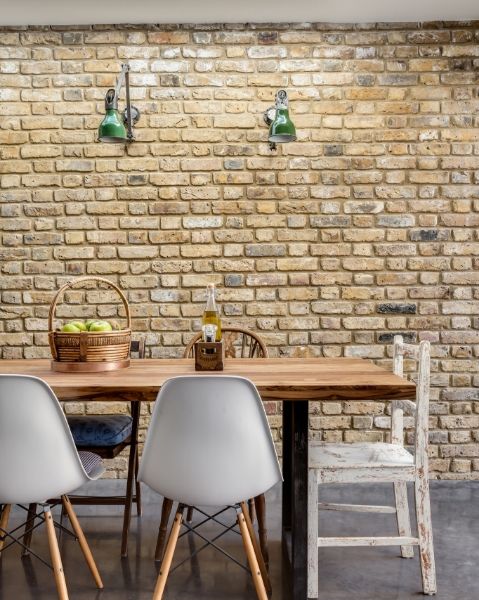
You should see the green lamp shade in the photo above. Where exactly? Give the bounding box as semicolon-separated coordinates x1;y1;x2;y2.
98;109;127;143
269;108;297;143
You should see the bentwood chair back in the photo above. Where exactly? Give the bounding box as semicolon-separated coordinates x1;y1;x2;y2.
139;375;281;507
0;375;100;505
184;326;268;359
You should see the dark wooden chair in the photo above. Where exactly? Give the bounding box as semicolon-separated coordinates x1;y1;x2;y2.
184;326;268;360
154;328;271;567
22;338;145;558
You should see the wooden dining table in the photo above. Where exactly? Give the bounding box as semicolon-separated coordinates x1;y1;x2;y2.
0;357;415;600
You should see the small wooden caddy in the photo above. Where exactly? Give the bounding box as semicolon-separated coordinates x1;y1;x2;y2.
194;341;224;371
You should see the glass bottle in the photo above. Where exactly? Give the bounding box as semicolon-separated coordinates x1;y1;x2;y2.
202;283;222;342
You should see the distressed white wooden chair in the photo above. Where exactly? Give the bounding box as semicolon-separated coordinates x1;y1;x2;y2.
307;336;436;597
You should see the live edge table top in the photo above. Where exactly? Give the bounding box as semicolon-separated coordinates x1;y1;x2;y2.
0;358;415;401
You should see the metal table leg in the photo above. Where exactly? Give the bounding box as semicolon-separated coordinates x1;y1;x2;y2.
282;400;309;600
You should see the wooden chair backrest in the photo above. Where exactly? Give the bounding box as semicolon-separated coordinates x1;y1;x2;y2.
392;335;431;470
130;338;145;359
184;327;268;359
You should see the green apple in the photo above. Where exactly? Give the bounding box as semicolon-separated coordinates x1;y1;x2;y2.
69;320;87;331
89;320;113;333
61;323;81;333
85;319;97;330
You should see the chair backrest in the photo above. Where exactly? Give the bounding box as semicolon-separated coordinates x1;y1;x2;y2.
139;376;282;507
184;327;268;359
0;375;90;505
130;337;145;358
393;336;431;470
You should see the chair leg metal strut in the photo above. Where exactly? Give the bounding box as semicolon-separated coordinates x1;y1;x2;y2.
152;503;271;600
0;501;103;600
0;502;74;566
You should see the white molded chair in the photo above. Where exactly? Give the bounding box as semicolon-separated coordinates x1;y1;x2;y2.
139;375;282;600
307;336;436;597
0;375;104;600
155;328;270;565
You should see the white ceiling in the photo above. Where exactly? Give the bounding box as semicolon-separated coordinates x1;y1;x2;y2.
2;0;478;26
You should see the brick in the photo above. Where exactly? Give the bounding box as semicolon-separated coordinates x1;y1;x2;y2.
183;216;222;229
377;303;417;314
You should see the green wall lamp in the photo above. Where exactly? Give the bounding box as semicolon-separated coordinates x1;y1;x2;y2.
98;63;140;143
263;89;296;151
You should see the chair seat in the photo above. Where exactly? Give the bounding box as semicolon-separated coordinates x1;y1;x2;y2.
67;415;132;447
309;442;414;470
78;451;105;480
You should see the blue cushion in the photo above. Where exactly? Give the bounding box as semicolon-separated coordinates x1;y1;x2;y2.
67;415;133;447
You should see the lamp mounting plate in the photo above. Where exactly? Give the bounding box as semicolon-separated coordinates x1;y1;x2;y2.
122;106;141;125
263;106;276;126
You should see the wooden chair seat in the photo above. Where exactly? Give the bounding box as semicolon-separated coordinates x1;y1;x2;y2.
76;438;131;459
310;442;414;469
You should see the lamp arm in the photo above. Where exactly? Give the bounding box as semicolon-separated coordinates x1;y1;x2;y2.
124;68;133;141
112;63;134;141
114;63;129;103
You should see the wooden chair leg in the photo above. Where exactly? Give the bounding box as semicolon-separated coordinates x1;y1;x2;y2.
0;504;11;555
254;494;269;567
121;399;141;557
121;443;137;558
307;468;319;599
186;506;194;522
22;503;37;557
155;498;173;562
248;498;255;523
152;506;184;600
44;506;69;600
237;507;268;600
240;502;271;596
414;475;437;595
135;451;142;517
394;482;414;558
61;496;103;589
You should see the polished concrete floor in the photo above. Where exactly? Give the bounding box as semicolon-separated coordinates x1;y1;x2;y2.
1;481;478;600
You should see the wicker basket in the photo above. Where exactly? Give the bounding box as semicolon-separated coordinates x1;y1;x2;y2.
48;276;131;372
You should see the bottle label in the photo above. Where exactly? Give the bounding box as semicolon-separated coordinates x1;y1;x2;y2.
202;323;217;343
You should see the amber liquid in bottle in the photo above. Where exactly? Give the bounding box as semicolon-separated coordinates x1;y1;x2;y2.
202;283;222;342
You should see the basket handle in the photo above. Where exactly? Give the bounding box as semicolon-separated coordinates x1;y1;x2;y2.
48;276;131;332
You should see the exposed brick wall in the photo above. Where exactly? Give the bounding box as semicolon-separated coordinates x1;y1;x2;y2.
0;22;478;479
